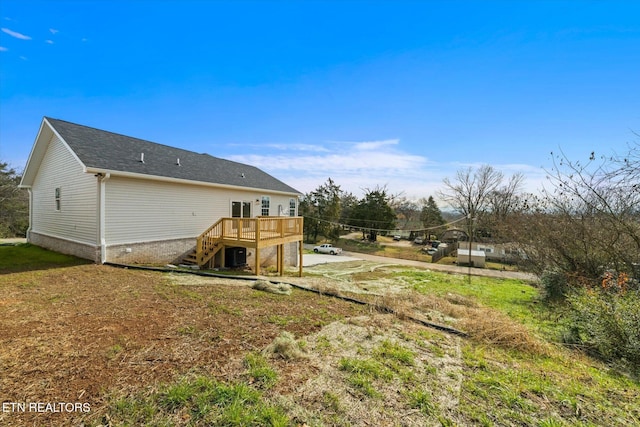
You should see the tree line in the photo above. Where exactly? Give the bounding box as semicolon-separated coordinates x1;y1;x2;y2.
1;139;639;370
298;178;448;243
300;141;640;371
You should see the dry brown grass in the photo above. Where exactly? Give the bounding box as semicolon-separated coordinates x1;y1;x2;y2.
251;279;292;295
459;310;551;356
0;264;366;426
371;291;550;356
262;331;307;360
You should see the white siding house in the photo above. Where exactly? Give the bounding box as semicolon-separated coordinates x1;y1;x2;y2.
19;117;302;267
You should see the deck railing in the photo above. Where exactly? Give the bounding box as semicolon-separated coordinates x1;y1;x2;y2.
195;217;303;265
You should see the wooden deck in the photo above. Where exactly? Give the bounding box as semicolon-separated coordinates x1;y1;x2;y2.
192;217;304;275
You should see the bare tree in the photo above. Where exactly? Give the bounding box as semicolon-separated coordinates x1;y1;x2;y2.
438;164;505;232
515;140;640;283
484;172;525;240
439;165;505;270
541;142;639;279
488;173;525;221
391;196;420;230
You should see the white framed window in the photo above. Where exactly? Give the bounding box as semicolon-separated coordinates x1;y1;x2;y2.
55;187;61;211
231;201;252;218
261;196;270;216
289;198;296;216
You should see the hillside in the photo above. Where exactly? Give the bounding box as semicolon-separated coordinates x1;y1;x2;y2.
0;245;638;426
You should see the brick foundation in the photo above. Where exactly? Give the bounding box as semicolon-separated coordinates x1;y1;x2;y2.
28;231;100;263
105;238;196;265
27;232;300;269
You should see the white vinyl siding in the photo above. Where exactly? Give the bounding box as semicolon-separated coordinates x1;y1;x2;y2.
104;177;294;245
30;134;97;244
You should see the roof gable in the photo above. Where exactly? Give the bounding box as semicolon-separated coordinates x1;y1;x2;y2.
34;117;299;194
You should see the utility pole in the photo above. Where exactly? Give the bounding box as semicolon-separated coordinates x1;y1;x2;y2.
467;214;474;285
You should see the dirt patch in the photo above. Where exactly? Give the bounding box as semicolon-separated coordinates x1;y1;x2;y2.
0;265;366;426
292;260;413;296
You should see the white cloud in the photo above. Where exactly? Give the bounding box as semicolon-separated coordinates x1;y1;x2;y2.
231;142;329;153
0;46;7;51
45;39;54;44
49;28;59;34
353;139;399;151
228;139;435;198
227;138;547;201
1;27;31;40
19;55;27;60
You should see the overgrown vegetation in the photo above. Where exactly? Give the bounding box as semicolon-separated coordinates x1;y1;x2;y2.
0;162;28;238
566;286;640;370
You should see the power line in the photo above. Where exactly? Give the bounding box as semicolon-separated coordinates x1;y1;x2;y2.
302;215;468;234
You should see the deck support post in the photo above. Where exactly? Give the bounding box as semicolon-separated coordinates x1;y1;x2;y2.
298;240;303;277
277;244;284;276
191;217;304;276
255;247;260;276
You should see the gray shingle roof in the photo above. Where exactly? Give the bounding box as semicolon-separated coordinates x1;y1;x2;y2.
46;117;300;194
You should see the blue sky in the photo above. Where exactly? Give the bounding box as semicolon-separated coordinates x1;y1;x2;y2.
1;0;638;199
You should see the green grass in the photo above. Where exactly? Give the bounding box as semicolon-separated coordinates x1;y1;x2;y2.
374;339;415;366
0;243;89;273
102;374;290;426
406;388;435;415
396;269;563;338
339;357;394;398
458;344;640;426
244;352;278;389
338;340;420;399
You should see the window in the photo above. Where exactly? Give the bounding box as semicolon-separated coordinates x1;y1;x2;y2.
55;187;61;211
289;198;296;216
232;201;252;218
261;196;270;216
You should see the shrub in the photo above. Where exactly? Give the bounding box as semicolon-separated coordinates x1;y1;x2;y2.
566;288;640;371
539;268;571;302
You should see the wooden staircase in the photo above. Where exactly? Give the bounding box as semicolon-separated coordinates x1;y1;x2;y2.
181;243;223;266
182;218;225;267
182;216;304;276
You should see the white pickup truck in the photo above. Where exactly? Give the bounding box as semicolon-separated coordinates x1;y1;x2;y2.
313;244;343;255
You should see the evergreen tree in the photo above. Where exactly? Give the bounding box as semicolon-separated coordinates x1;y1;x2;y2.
352;186;396;241
420;196;445;238
300;178;343;242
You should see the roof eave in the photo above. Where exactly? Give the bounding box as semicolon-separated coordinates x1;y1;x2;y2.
85;167;301;196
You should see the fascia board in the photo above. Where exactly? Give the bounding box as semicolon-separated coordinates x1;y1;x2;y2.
85;167;301;197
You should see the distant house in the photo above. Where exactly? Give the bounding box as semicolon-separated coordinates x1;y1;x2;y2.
440;228;468;243
19;117;303;274
458;241;524;265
